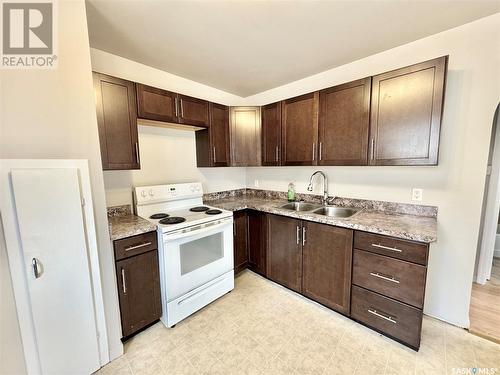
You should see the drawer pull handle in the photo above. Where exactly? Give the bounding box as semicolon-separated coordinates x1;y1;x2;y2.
368;308;397;324
125;241;152;251
372;243;402;253
370;272;400;284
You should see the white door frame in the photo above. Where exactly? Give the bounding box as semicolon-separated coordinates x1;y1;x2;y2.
0;159;109;373
477;107;500;284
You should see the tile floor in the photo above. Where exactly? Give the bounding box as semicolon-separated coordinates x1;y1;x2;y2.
97;271;500;375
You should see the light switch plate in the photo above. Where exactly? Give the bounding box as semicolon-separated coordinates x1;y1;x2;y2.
412;188;423;201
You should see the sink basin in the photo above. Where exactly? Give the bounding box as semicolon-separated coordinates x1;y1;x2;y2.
313;206;361;218
279;202;321;212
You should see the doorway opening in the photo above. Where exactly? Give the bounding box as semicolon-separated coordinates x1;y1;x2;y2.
471;104;500;343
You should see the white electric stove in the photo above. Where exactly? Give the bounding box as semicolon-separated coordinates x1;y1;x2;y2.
134;182;234;327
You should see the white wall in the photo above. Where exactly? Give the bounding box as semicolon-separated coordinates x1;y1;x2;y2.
244;14;500;327
0;1;123;372
91;49;247;206
103;125;246;206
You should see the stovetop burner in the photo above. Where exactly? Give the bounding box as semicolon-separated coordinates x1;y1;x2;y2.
159;217;186;225
150;213;169;219
206;209;222;215
189;206;210;212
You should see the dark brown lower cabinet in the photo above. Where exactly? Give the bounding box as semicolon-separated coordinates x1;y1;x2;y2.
247;210;266;276
266;214;303;293
233;211;248;274
302;222;353;314
115;249;162;337
351;286;423;350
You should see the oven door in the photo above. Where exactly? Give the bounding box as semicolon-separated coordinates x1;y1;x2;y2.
163;217;234;301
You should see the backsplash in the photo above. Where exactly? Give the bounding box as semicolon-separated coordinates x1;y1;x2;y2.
204;188;438;218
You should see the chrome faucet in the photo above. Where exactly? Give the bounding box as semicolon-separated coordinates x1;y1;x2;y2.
307;171;329;205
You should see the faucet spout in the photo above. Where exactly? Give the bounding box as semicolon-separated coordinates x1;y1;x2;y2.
307;171;329;205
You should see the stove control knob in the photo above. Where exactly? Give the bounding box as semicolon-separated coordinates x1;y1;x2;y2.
148;190;154;197
141;190;147;198
195;185;201;192
190;185;195;192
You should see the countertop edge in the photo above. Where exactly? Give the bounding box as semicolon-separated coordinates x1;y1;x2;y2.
207;200;437;244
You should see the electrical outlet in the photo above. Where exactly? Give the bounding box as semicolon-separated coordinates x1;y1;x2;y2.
412;188;423;201
254;179;259;188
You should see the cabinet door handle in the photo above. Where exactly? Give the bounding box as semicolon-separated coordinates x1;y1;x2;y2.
312;142;316;161
213;147;216;163
371;243;402;253
370;138;375;160
175;97;179;117
275;146;279;162
319;142;322;161
296;226;300;245
134;142;139;163
32;258;41;279
302;227;306;246
370;272;400;284
125;241;152;252
121;268;127;294
180;98;184;117
368;308;397;324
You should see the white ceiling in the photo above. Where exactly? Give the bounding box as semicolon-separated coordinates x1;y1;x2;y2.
86;1;499;97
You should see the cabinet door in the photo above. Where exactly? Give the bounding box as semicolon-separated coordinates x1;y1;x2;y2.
266;214;302;293
233;211;248;274
369;56;447;165
116;250;162;337
178;94;210;127
230;107;262;166
93;73;139;170
261;102;282;166
319;78;371;166
136;83;178;123
302;222;353;314
210;103;230;166
281;92;319;166
248;210;266;276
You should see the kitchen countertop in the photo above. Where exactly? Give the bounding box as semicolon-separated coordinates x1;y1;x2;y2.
206;196;438;243
108;206;157;241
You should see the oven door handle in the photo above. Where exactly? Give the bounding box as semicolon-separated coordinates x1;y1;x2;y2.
164;218;233;242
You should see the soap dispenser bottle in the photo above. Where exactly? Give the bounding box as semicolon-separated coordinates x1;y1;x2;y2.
287;182;296;202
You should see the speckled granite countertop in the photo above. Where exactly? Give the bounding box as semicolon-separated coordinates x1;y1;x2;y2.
107;205;157;241
206;196;437;243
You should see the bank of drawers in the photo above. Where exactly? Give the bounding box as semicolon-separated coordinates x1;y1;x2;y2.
351;231;429;350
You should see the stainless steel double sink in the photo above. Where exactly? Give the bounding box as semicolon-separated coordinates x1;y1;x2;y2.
279;201;361;218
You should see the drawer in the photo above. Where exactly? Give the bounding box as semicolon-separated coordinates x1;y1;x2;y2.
351;286;423;350
354;231;428;265
352;249;426;308
114;231;157;261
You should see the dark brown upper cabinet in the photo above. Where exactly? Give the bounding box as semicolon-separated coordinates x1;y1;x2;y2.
136;84;178;123
195;102;230;167
178;94;209;127
369;56;447;166
302;222;353;314
136;84;209;127
261;102;282;166
93;72;140;170
281;92;319;166
230;107;261;167
318;78;371;166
